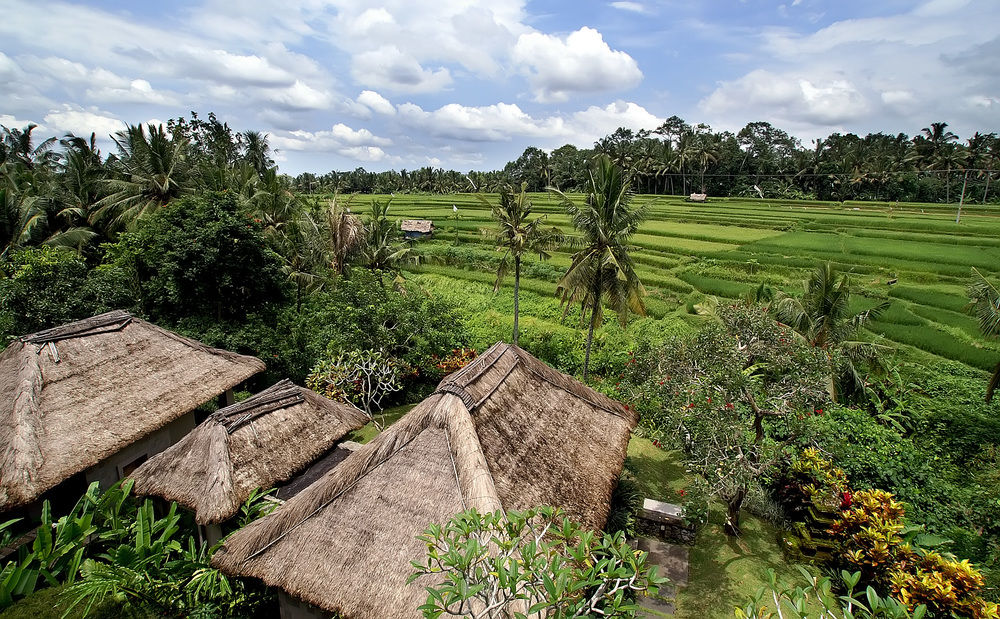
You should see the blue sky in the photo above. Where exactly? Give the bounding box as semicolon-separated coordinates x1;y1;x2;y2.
1;0;997;174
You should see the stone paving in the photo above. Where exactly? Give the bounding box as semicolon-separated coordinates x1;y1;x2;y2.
636;536;690;617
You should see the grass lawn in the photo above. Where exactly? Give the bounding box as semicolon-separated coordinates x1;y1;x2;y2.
627;436;814;618
345;403;417;443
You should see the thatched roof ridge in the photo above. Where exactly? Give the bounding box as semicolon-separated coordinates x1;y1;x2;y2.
0;311;265;510
130;380;367;524
400;219;433;233
212;343;635;618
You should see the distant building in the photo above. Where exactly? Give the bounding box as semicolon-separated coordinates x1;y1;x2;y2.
689;193;707;202
0;311;264;515
400;219;433;239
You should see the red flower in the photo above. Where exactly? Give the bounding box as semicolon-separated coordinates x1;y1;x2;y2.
840;490;853;509
707;397;712;403
815;408;824;415
687;402;695;409
725;402;734;409
678;489;687;497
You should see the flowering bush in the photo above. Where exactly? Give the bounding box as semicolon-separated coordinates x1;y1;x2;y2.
891;551;1000;618
779;448;851;516
429;347;477;377
307;348;402;426
829;488;998;618
830;489;907;584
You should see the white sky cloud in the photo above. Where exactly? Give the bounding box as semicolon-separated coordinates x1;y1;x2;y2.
0;0;996;172
512;27;643;103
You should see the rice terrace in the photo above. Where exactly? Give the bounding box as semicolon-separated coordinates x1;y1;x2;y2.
387;194;1000;374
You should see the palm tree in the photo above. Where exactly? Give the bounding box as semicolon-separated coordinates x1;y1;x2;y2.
0;123;57;171
95;124;191;231
359;199;410;275
241;130;274;177
967;267;1000;402
774;262;890;401
323;193;364;277
549;155;648;380
479;183;561;345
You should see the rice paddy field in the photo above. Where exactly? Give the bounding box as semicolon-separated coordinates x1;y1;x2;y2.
358;193;1000;374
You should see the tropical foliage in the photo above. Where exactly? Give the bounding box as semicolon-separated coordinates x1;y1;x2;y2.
411;506;668;619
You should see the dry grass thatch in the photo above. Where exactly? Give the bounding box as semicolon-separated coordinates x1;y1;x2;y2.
130;380;368;524
400;219;433;233
212;342;636;618
0;310;265;511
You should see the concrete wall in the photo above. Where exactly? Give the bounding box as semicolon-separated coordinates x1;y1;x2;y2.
279;591;334;619
84;411;197;489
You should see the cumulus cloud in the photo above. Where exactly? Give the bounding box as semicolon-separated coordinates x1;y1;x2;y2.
701;0;1000;137
356;90;396;115
394;99;660;145
352;46;452;93
270;123;393;162
702;70;868;125
512;27;643;102
42;106;125;137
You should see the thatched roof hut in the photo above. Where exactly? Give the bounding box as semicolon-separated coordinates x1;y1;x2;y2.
400;219;433;237
130;380;368;524
212;342;636;619
0;310;265;511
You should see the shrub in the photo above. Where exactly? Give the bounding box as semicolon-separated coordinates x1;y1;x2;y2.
411;506;668;618
891;551;1000;618
307;348;403;423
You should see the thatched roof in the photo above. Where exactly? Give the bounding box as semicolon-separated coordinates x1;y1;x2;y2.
212;342;636;618
0;311;265;511
400;219;433;233
130;380;368;524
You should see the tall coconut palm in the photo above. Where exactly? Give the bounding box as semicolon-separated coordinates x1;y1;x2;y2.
549;155;648;380
241;130;274;177
479;183;561;345
358;199;410;275
95;124;192;231
967;267;1000;402
774;262;890;401
323;193;364;277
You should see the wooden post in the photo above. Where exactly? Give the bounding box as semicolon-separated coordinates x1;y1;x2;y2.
224;389;235;407
956;170;969;223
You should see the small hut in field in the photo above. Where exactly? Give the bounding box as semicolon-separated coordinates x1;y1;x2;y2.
400;219;433;239
129;380;367;540
212;342;636;619
0;311;265;513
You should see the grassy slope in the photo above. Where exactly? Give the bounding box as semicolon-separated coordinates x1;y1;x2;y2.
629;438;811;618
0;584;135;619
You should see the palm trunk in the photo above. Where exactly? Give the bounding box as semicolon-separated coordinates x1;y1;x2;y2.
956;170;969;223
513;255;521;346
983;171;992;204
583;271;603;382
946;166;951;204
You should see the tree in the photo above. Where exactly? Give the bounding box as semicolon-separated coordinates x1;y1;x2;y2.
774;263;890;402
322;193;364;277
967;267;1000;402
549;155;647;380
104;191;286;323
307;348;402;428
479;184;561;345
627;303;830;535
503;147;550;192
411;506;668;619
96;124;192;231
358;199;411;275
